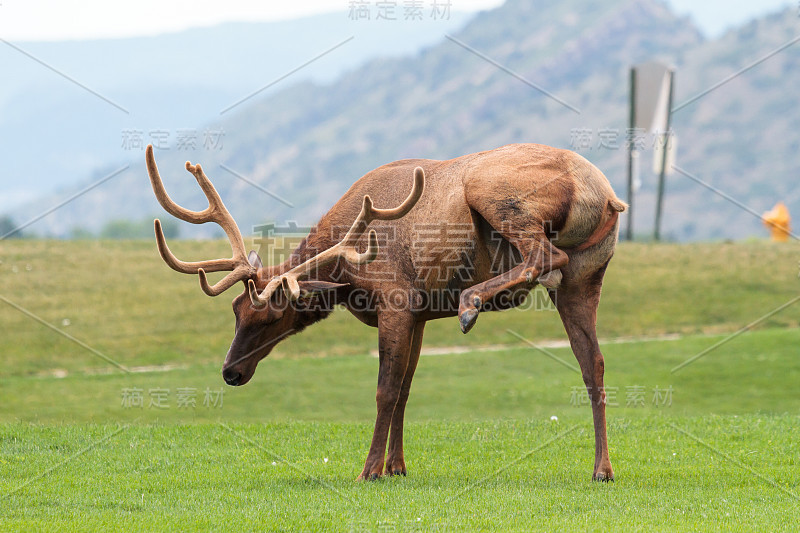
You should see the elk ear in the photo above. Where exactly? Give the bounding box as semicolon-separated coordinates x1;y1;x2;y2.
296;280;348;296
247;250;263;269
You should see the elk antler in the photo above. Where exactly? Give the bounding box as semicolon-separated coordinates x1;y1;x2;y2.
146;145;256;296
249;166;425;306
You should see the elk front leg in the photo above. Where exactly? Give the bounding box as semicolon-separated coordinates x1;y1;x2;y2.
459;234;568;333
385;322;425;476
358;312;416;481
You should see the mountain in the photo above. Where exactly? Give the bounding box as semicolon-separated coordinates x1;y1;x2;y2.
0;11;474;209
5;0;800;242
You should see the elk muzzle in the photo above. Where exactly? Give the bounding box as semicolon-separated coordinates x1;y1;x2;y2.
221;357;258;387
222;366;245;386
220;330;273;387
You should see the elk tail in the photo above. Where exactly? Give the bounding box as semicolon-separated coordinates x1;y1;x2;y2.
609;197;627;212
572;198;625;252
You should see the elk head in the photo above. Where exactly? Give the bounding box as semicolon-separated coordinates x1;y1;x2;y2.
145;145;424;386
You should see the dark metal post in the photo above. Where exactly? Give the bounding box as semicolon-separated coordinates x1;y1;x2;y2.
626;68;636;241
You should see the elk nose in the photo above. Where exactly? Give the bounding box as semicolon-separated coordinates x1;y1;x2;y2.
223;368;242;386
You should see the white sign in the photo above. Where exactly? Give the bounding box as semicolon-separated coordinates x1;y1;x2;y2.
634;61;675;174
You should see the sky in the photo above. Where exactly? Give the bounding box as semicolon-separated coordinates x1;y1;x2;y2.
668;0;793;37
0;0;794;41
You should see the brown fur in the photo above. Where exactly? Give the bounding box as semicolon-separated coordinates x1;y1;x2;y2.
150;143;625;482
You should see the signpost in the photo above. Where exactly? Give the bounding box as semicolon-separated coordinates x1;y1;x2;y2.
625;61;675;241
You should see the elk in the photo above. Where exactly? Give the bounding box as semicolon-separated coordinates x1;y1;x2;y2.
145;142;626;481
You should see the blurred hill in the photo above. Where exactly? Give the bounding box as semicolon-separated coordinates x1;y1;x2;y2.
5;0;800;241
0;11;474;208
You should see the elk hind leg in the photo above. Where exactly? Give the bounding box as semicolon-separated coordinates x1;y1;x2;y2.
551;270;614;481
458;229;568;333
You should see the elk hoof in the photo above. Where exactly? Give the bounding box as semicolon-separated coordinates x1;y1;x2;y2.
592;461;614;482
592;471;615;482
385;457;407;476
537;269;562;289
459;307;479;334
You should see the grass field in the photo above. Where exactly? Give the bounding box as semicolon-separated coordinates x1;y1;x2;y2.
2;417;798;531
1;240;799;531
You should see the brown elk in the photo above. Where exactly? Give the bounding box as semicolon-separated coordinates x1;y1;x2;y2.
146;142;626;481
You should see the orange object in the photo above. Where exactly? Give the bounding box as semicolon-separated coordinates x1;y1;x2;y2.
762;202;791;242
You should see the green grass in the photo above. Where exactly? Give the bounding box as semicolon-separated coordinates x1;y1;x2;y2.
1;240;799;376
1;240;799;530
2;326;800;424
1;417;798;531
